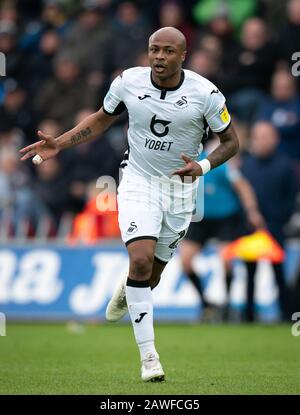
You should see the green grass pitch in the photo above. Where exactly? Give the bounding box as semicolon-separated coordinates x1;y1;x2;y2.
0;322;299;395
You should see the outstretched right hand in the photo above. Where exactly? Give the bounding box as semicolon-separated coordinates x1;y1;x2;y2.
19;130;60;164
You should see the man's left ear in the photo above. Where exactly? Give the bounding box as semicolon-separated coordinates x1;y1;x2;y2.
182;51;187;62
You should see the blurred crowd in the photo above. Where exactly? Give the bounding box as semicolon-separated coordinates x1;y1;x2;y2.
0;0;300;243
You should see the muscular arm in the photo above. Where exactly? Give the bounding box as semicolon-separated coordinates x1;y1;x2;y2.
56;108;118;150
172;124;239;178
207;125;239;169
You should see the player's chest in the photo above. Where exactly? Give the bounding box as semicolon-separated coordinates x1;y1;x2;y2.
124;87;204;126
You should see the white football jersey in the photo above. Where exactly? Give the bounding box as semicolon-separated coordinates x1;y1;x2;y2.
103;67;231;179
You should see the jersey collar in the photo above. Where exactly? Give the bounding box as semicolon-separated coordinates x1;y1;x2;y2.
150;70;185;91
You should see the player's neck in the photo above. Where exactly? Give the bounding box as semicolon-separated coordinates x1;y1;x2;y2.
151;70;183;89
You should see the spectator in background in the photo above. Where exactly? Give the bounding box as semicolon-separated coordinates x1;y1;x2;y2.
157;1;194;51
240;121;297;321
0;2;19;24
256;70;300;165
23;29;61;97
0;78;37;144
187;49;220;85
194;33;222;61
0;147;24;234
278;0;300;68
193;11;239;86
226;18;277;122
0;117;22;150
38;0;69;33
58;1;112;80
109;1;151;72
0;126;32;237
34;56;97;129
20;0;69;52
205;12;238;54
33;157;72;232
0;21;24;81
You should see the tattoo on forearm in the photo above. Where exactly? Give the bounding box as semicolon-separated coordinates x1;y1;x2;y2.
70;127;92;145
207;128;239;169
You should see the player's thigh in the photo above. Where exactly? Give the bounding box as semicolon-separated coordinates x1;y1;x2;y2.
117;173;162;246
127;239;157;278
154;222;189;264
126;238;157;263
127;239;168;287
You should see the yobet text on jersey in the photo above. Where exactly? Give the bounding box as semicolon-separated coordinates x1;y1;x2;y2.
144;138;173;151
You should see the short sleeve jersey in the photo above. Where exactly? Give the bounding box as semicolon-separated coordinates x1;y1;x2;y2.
103;67;231;178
